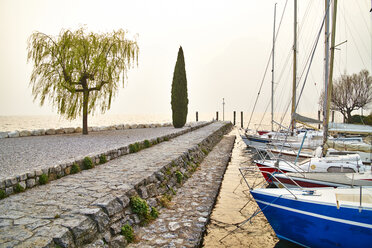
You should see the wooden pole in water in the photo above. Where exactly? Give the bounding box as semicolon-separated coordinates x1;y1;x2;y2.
318;110;321;129
216;112;219;121
241;111;244;128
196;111;198;122
233;111;236;125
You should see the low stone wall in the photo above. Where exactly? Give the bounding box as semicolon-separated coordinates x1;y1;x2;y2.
79;122;233;247
0;122;175;139
0;122;212;199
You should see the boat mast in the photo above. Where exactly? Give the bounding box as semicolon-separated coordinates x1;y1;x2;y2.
322;0;338;156
291;0;297;134
271;3;277;131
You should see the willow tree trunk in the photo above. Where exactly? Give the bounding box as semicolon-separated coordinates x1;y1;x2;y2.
83;90;89;135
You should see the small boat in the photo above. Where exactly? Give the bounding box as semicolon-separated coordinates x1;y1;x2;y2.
255;153;366;183
250;186;372;248
272;171;372;188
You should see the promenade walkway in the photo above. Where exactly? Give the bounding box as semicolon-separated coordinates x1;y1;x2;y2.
0;123;206;180
0;122;231;247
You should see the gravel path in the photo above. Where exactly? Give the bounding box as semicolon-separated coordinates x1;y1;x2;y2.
0;124;203;180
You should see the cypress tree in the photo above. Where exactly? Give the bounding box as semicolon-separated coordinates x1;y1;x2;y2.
171;46;188;128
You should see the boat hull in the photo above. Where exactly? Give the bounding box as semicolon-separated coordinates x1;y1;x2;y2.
251;189;372;248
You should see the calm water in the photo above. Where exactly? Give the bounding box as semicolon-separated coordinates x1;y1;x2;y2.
203;128;302;248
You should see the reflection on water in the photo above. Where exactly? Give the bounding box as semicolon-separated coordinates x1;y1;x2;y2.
203;128;302;248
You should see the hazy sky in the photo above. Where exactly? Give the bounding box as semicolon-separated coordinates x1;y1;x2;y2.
0;0;371;119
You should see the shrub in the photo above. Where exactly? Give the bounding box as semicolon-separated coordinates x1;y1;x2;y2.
159;194;172;208
143;140;151;148
130;196;150;222
14;183;25;193
202;148;209;155
150;207;159;219
121;224;134;243
129;142;141;153
164;137;169;141
39;174;48;185
71;163;80;174
157;137;161;143
0;189;6;199
175;171;183;184
83;157;94;169
99;154;107;164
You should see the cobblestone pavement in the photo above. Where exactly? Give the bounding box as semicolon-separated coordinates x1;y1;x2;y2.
0;123;206;180
0;122;230;248
128;134;236;248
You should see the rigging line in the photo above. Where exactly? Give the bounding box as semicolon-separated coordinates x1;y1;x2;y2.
278;0;331;129
345;11;370;55
246;0;289;130
294;0;330;123
344;20;368;69
356;0;372;36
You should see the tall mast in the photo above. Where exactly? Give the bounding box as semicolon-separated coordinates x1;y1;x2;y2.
271;3;277;131
322;0;338;156
291;0;297;134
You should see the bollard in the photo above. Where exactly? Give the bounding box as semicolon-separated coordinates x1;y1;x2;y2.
196;111;198;122
233;111;236;125
241;111;243;128
318;110;321;129
332;111;335;123
216;111;219;121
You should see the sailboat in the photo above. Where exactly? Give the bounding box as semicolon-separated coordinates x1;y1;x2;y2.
249;2;372;246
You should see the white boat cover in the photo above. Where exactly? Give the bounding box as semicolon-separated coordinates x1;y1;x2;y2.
328;122;372;134
325;140;372;153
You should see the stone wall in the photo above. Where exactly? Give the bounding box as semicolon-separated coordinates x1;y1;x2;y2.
0;122;175;139
81;122;233;247
0;122;213;199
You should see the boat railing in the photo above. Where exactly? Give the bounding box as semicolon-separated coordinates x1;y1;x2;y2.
239;167;301;199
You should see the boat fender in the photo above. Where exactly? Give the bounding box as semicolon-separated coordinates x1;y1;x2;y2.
310;164;316;170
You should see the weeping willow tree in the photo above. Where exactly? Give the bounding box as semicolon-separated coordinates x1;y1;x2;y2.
27;27;139;134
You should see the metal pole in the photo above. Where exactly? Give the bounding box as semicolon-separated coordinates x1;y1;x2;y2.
291;0;298;133
241;111;244;128
222;98;225;121
271;3;277;131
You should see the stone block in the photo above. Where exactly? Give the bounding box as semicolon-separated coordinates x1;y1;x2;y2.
124;124;131;129
80;208;110;233
55;128;65;134
26;179;36;188
93;196;124;217
45;129;56;135
146;183;158;198
19;130;31;137
18;173;27;181
35;169;43;176
31;129;45;136
0;180;5;189
61;216;97;246
131;124;138;129
5;177;17;187
8;131;19;138
5;187;13;195
27;171;35;178
117;195;130;208
64;127;75;134
110;234;127;248
75;127;82;133
0;132;8;139
138;186;148;199
19;181;26;189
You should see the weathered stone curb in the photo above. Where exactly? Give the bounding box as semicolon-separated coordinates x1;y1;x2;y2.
0;122;212;199
0;122;176;139
125;134;236;248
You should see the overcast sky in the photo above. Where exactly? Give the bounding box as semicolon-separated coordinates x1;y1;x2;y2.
0;0;370;119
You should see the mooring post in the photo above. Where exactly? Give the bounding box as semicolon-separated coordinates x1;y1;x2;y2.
332;110;335;123
216;111;219;121
196;111;198;122
318;110;321;129
233;111;236;125
241;111;243;128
